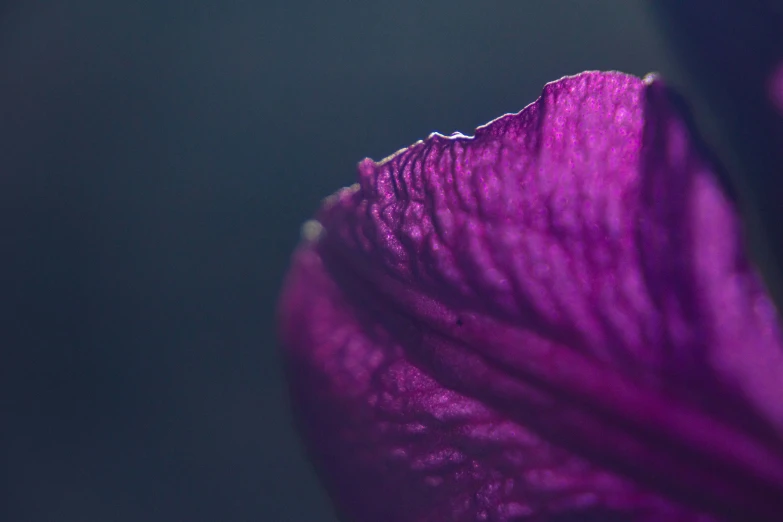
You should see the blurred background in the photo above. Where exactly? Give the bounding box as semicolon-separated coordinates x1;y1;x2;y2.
0;1;732;521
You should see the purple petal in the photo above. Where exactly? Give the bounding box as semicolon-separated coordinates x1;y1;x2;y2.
278;71;783;521
651;2;783;307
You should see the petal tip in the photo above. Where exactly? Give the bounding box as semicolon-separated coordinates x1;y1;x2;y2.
643;72;661;86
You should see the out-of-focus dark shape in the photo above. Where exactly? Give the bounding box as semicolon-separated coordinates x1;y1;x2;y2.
770;63;783;115
651;1;783;307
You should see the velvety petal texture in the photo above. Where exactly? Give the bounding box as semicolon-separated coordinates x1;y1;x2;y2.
277;72;783;521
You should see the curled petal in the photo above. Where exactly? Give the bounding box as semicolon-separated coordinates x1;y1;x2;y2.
651;1;783;306
278;72;783;521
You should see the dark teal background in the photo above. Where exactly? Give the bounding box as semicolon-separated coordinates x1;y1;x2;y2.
0;2;746;521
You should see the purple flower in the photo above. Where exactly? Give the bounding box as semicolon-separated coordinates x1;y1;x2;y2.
277;72;783;521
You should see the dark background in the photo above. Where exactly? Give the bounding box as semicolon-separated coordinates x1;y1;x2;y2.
1;2;690;521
